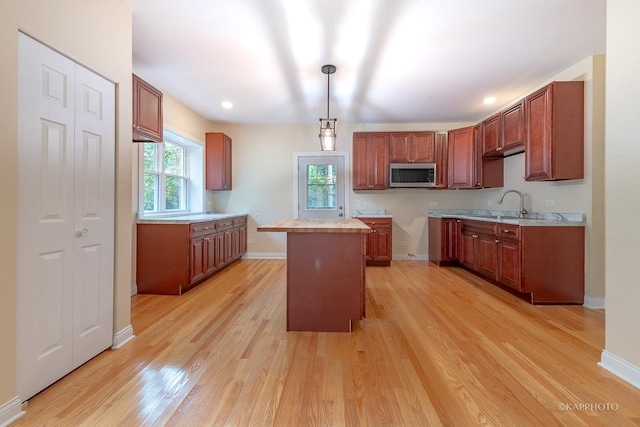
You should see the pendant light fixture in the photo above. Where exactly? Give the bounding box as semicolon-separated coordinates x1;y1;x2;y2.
319;64;337;151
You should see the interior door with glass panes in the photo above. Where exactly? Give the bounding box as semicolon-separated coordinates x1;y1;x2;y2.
297;155;345;219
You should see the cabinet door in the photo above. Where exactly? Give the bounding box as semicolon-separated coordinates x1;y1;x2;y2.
219;229;234;266
206;132;232;190
389;133;411;163
204;233;218;276
525;86;552;180
477;235;498;279
501;100;525;152
525;82;584;181
442;218;459;262
132;74;163;143
411;132;436;163
459;230;477;270
497;240;521;290
448;126;476;189
190;236;206;284
353;132;389;190
434;133;448;188
373;226;392;261
482;114;500;156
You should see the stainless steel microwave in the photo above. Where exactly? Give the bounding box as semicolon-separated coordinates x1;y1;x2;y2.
389;163;436;188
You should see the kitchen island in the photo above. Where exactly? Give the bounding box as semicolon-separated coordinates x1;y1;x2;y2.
258;218;371;332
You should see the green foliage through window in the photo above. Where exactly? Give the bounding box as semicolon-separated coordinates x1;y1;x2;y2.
306;164;337;209
143;140;188;213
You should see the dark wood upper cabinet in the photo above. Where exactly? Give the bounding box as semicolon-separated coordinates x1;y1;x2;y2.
389;131;435;163
132;74;163;143
481;114;500;155
501;100;525;153
482;99;525;157
447;126;477;189
525;81;584;181
434;132;448;189
206;132;232;191
353;132;389;190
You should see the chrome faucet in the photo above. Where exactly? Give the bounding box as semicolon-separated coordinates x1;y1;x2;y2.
497;189;528;218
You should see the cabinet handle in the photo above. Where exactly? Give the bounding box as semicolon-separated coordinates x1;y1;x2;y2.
503;230;511;233
472;234;478;238
476;182;482;186
495;239;499;243
496;146;502;151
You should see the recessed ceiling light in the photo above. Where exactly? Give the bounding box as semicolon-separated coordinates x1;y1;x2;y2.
221;101;233;109
483;97;496;105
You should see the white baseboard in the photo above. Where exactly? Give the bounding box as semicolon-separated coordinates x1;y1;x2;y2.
392;253;428;261
111;325;135;350
0;397;24;427
584;296;605;309
599;350;640;390
242;252;286;259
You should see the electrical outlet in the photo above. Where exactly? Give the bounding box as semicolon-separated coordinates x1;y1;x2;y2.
429;201;438;206
363;200;372;206
247;239;253;244
487;200;493;207
354;200;362;207
545;200;555;207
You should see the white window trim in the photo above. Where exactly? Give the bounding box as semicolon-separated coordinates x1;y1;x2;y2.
292;151;350;219
138;128;204;218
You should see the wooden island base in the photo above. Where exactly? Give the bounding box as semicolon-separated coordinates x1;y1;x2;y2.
258;218;370;332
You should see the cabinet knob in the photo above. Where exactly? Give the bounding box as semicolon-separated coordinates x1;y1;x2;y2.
495;239;499;243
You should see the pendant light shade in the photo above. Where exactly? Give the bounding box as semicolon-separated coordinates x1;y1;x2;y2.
319;64;337;151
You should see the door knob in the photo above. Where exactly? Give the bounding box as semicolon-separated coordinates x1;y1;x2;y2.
75;229;88;238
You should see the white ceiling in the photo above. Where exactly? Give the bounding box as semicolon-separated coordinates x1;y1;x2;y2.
127;0;606;126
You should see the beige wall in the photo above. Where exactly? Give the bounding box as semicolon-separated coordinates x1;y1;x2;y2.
0;0;132;407
604;0;640;370
217;56;604;301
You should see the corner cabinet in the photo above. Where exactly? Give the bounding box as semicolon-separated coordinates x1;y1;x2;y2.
358;217;392;266
525;81;584;181
482;99;525;157
447;126;503;189
132;74;163;143
353;132;389;190
206;132;232;190
136;215;248;295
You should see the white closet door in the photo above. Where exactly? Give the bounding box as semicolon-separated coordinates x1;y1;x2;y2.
17;33;115;401
71;59;115;367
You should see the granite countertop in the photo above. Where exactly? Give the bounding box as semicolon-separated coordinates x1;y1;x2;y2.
351;209;393;218
428;209;585;226
257;218;372;233
137;212;246;224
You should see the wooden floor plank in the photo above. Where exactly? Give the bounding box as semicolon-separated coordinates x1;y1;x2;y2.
13;259;640;426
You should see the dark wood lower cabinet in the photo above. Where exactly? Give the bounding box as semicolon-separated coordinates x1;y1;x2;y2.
358;217;392;266
137;215;248;295
429;217;584;304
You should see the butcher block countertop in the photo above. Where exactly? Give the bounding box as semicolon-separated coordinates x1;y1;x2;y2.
258;218;372;233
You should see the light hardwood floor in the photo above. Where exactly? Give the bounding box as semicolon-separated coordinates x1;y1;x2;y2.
13;259;640;426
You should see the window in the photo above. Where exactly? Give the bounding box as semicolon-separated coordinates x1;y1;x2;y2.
306;163;337;210
141;130;203;215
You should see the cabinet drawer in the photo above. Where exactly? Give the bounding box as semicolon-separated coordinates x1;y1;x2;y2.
216;218;234;231
191;221;217;237
232;216;247;227
461;220;496;236
497;224;520;241
358;217;392;229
